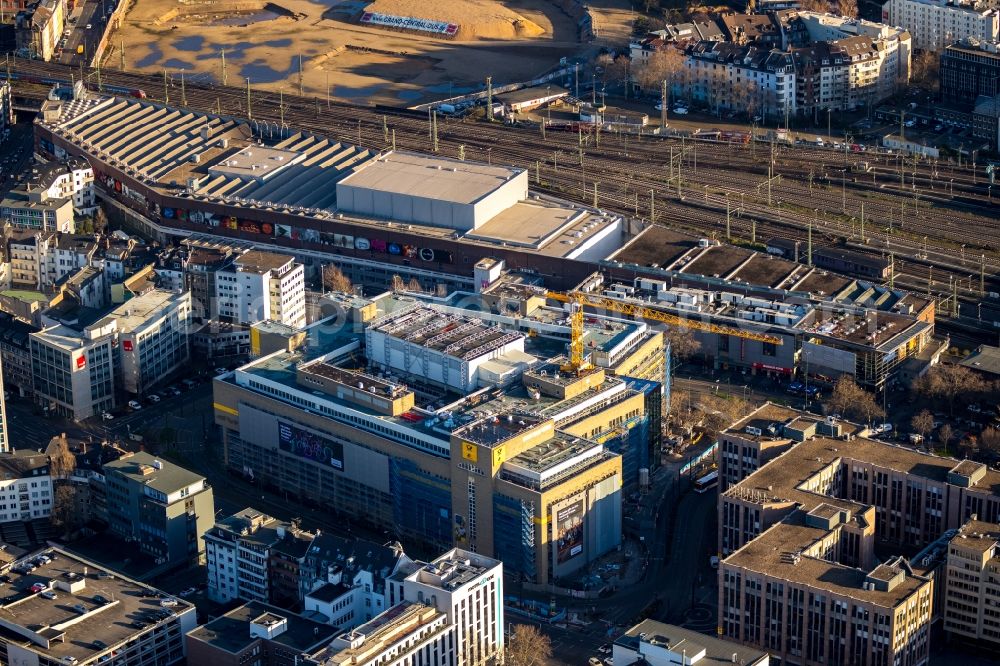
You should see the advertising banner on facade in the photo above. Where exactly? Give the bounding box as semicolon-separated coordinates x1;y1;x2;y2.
277;421;345;470
554;499;584;564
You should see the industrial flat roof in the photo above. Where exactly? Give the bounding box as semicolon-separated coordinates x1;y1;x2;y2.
370;306;523;361
187;600;338;655
727;404;1000;503
617;619;768;665
726;512;930;606
467;201;621;258
339;151;523;205
0;547;193;663
234;249;294;274
103;451;206;495
960;345;1000;377
93;289;186;333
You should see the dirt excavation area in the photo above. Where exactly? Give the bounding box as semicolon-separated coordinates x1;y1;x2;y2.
110;0;588;106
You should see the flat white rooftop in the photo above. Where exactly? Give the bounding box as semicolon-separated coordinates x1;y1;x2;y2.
339;151;524;205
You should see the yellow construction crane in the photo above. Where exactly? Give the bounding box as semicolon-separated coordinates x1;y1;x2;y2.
547;290;784;372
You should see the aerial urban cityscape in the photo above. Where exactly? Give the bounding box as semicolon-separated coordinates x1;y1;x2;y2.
0;0;997;664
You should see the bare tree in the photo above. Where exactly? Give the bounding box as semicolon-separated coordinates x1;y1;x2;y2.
914;365;984;416
839;0;859;18
505;624;553;666
93;206;109;235
406;277;423;292
50;485;80;536
938;423;953;453
911;410;934;444
700;394;751;434
664;327;701;363
981;428;1000;457
47;435;77;480
911;50;940;90
390;274;405;292
322;264;353;293
827;376;884;425
634;47;686;99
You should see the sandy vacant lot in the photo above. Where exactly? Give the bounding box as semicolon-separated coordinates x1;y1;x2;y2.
110;0;592;106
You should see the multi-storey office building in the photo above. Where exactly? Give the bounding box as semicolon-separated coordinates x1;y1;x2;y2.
717;403;1000;665
30;321;117;420
881;0;998;51
104;452;215;567
99;289;192;395
0;546;197;666
30;288;192;418
940;38;1000;108
943;519;1000;647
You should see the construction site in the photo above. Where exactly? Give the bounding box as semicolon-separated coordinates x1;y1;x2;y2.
106;0;616;106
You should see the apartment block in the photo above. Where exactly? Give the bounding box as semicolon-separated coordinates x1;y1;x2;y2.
301;534;412;629
205;508;289;604
943;519;1000;647
717;403;1000;665
13;0;64;62
0;546;197;666
104;452;215;567
0;450;51;520
882;0;998;50
215;250;306;328
0;311;37;396
309;602;451;666
308;549;502;666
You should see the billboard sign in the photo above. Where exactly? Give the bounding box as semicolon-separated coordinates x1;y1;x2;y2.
278;421;345;471
360;11;459;35
554;499;584;564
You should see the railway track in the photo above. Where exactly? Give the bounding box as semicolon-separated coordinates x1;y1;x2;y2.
7;59;1000;313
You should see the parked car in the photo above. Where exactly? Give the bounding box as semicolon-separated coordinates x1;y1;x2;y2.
159;597;179;607
85;23;92;29
673;106;688;115
30;582;49;593
101;412;114;420
41;590;58;600
128;400;141;410
147;394;160;403
91;640;107;650
182;378;198;388
590;658;603;666
214;367;228;374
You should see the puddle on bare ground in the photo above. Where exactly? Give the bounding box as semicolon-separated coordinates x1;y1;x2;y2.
174;35;205;52
136;44;164;68
210;9;281;26
332;84;387;99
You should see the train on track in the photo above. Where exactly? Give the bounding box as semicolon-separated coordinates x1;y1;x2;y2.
0;70;146;99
